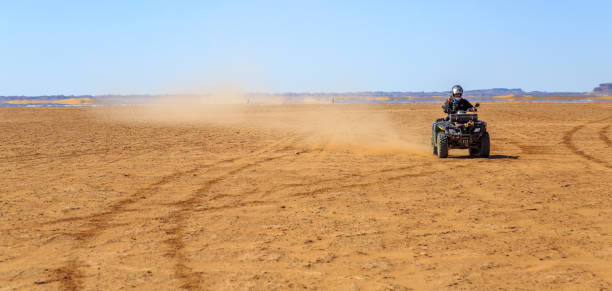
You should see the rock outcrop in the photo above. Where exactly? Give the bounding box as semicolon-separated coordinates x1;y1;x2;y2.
593;83;612;95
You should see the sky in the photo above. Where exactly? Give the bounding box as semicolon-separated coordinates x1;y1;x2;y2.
1;0;611;95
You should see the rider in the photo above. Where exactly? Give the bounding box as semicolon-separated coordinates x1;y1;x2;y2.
443;85;474;114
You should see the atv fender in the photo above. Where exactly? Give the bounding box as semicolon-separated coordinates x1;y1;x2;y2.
435;123;447;131
431;122;446;143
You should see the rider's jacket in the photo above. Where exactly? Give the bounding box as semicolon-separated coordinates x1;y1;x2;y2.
443;97;473;114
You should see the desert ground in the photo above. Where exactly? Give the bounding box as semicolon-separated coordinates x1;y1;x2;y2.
1;102;611;290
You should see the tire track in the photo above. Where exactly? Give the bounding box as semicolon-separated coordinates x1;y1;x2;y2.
251;164;420;200
5;149;113;169
9;141;182;171
46;133;299;290
165;136;298;289
161;160;434;288
6;129;198;169
289;170;437;198
40;132;294;288
162;146;298;289
599;125;611;148
193;200;270;213
40;136;286;227
563;116;612;169
196;165;426;213
1;148;111;163
42;152;255;289
52;260;84;291
45;167;203;289
41;166;207;227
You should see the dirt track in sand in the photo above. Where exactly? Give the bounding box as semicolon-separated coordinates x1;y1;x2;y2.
1;103;611;290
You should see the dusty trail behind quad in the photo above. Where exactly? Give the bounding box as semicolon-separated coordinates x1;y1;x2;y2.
1;103;611;290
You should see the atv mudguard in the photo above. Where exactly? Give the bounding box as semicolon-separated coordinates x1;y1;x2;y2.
431;120;450;145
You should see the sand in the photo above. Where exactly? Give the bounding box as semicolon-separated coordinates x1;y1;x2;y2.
1;102;611;290
5;98;95;105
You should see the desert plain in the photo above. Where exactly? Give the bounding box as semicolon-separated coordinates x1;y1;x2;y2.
1;102;611;290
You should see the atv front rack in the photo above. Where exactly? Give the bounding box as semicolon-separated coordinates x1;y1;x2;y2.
448;113;478;123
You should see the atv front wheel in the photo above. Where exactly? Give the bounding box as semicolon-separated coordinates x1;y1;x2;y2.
437;132;448;158
478;132;490;158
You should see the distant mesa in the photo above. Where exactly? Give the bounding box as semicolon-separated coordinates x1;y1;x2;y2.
2;82;611;106
463;88;525;97
592;82;612;95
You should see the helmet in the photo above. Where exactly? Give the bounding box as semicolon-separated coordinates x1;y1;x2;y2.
451;85;463;99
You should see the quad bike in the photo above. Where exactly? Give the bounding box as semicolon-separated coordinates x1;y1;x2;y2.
431;103;490;158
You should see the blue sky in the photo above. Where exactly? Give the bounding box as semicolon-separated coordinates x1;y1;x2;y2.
1;1;611;95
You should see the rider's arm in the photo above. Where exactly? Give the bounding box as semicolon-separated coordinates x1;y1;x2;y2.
463;99;474;108
442;99;450;113
463;99;473;109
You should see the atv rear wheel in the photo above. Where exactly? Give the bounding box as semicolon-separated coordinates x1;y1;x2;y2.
431;131;438;155
437;132;448;158
478;132;490;158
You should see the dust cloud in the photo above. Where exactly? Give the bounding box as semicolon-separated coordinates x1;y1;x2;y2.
91;90;428;155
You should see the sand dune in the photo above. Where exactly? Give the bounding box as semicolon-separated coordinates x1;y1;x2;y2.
5;98;95;105
1;103;611;290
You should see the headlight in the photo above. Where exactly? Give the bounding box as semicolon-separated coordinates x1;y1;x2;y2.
473;128;481;132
